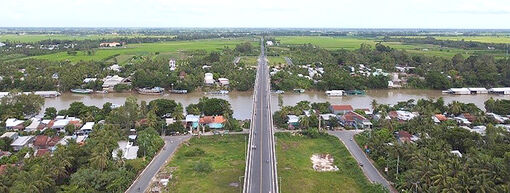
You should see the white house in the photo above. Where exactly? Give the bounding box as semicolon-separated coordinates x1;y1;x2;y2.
266;41;274;46
1;132;18;140
218;78;229;86
204;73;214;85
80;122;95;134
108;64;122;72
112;141;139;160
488;87;510;95
169;59;176;71
83;78;98;83
448;88;471;95
5;118;24;130
102;75;128;89
11;136;34;151
467;88;488;94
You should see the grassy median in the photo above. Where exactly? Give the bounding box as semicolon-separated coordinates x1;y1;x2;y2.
275;132;387;193
165;135;247;193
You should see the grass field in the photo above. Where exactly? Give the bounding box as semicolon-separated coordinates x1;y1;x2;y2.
389;35;510;44
31;38;252;62
276;132;386;193
276;36;508;58
165;135;247;193
0;34;175;43
267;56;286;66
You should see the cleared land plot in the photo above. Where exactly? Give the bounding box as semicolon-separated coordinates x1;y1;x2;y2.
164;135;246;193
31;38;253;62
276;132;386;193
267;56;286;66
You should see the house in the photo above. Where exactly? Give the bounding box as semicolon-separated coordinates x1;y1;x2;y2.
204;73;214;85
339;112;372;129
199;116;226;129
397;131;413;144
266;41;274;46
447;88;470;95
185;115;200;133
102;75;129;89
25;118;46;132
468;88;488;94
11;136;34;151
112;141;139;160
33;135;60;149
52;73;59;79
165;118;175;126
459;113;476;122
5;118;24;131
0;151;11;159
287;115;300;127
108;64;122;72
356;108;373;116
487;113;509;123
99;42;121;47
218;78;229;86
35;149;50;157
432;114;447;123
83;78;97;83
389;111;418;121
329;105;353;115
1;132;18;140
169;59;176;71
488;87;510;95
454;117;471;125
80;122;95;135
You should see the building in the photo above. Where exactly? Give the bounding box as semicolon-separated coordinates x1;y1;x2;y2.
80;122;95;135
204;73;214;85
218;78;229;86
432;114;448;123
169;59;176;71
488;87;510;95
25;120;45;132
185;115;200;133
199;116;226;129
339;111;372;129
287;115;300;127
99;42;122;47
325;90;343;96
112;141;139;160
102;75;129;89
459;113;476;122
108;64;122;72
389;110;418;121
83;78;98;83
397;131;413;144
33;135;60;149
5;118;24;130
1;132;18;140
447;88;471;95
329;105;353;115
11;136;34;151
467;88;488;94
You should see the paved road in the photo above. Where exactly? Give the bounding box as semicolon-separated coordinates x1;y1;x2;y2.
328;130;395;192
126;135;190;193
243;39;278;193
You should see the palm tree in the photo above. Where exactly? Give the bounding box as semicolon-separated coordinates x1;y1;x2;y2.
371;99;379;113
299;116;310;129
90;150;109;171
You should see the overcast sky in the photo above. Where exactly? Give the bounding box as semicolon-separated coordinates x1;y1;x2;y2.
1;0;509;28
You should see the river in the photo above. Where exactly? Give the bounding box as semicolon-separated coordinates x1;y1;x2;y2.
43;89;510;120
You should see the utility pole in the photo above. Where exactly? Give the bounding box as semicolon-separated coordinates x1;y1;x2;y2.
396;154;400;176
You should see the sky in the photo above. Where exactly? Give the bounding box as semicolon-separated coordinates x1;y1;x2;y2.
1;0;510;28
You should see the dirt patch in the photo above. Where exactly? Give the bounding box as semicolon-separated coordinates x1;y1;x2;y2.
311;154;339;172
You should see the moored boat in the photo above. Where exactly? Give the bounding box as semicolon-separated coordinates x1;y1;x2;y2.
71;89;93;94
137;87;164;95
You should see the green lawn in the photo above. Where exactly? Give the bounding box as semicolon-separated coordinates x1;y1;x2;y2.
30;38;253;62
276;132;386;193
267;56;286;66
240;56;259;66
165;135;247;193
275;36;508;58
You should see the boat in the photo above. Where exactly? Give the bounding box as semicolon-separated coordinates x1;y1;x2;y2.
345;90;366;95
71;89;93;94
95;90;108;94
138;87;164;95
207;90;229;95
325;90;344;96
293;89;305;93
170;89;188;94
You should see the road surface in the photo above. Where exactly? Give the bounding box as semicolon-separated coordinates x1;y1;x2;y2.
125;135;190;193
243;38;278;193
328;130;395;192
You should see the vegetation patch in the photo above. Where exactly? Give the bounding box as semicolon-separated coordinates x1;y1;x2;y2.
275;132;387;193
165;135;247;193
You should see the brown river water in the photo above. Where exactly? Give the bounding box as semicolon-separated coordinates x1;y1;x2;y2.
43;89;510;120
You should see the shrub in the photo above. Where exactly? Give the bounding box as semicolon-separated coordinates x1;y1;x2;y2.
193;160;213;173
184;147;205;157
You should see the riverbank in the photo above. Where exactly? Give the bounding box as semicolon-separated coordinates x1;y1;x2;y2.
41;89;509;120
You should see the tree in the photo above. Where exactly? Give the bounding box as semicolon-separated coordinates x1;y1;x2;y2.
148;99;177;117
43;107;57;119
137;127;164;158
